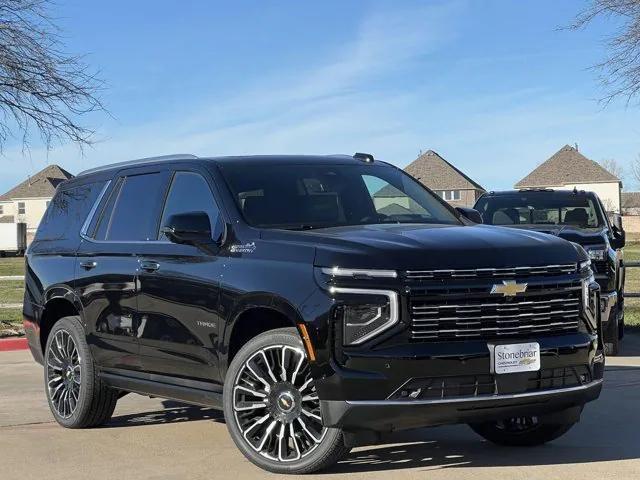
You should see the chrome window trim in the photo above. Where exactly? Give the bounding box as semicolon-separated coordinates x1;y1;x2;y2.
329;287;399;345
79;180;111;240
345;378;603;406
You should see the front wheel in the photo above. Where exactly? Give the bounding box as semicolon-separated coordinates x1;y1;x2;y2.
223;328;349;474
469;416;575;446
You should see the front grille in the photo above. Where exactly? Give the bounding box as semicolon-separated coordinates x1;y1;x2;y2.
406;264;576;280
388;365;591;401
410;281;582;341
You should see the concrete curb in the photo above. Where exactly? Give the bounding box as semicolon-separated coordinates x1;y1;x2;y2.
0;276;24;281
0;337;27;351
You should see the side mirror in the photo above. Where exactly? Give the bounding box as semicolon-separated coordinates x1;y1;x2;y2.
610;213;626;249
455;207;483;224
161;211;213;246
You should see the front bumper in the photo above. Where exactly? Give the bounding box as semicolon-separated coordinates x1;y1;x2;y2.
316;332;604;433
321;378;602;432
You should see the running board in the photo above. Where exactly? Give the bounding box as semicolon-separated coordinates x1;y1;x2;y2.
101;372;223;409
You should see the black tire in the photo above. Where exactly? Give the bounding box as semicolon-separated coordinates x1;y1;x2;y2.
44;316;118;428
223;327;349;474
469;416;575;447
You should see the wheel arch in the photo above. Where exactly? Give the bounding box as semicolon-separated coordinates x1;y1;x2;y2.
40;286;84;353
222;294;304;376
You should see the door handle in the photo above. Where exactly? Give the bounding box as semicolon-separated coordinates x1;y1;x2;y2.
79;260;97;270
140;260;160;273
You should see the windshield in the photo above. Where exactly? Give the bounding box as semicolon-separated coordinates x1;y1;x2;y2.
475;192;603;228
219;163;461;229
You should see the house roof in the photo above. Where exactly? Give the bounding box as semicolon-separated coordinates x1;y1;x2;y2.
0;215;15;223
403;150;485;191
372;184;406;198
515;145;620;188
622;192;640;209
0;165;73;201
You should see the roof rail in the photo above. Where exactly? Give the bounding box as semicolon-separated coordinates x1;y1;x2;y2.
78;154;199;177
518;188;555;192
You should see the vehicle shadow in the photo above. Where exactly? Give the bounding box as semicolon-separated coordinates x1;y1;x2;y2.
100;362;640;474
329;364;640;474
105;400;224;428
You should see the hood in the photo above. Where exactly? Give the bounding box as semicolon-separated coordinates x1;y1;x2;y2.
260;223;585;271
501;224;608;248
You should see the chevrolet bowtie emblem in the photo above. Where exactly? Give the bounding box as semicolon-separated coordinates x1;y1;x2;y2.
491;280;528;297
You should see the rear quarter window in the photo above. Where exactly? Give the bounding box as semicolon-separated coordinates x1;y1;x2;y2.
35;181;106;242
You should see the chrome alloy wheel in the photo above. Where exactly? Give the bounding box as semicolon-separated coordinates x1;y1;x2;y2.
232;345;326;462
46;329;81;418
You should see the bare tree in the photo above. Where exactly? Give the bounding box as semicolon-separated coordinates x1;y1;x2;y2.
0;0;105;152
631;154;640;186
600;158;625;181
569;0;640;105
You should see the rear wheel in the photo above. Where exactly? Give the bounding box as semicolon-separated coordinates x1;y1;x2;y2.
44;316;118;428
223;327;349;474
469;415;575;446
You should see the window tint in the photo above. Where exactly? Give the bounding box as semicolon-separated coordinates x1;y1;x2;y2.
475;193;602;227
35;181;106;241
159;172;222;240
100;173;167;241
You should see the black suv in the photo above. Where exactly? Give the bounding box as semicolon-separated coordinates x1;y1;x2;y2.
24;154;603;474
474;189;625;355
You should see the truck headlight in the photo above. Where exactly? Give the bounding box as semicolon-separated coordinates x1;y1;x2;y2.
330;287;399;345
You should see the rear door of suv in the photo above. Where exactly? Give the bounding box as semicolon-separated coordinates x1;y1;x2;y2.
75;166;171;371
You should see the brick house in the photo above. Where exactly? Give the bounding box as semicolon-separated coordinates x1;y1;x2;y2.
403;150;486;207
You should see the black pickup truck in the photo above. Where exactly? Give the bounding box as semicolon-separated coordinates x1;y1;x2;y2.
475;189;625;355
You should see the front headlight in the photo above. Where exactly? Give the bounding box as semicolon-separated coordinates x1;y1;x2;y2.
330;287;399;345
580;261;597;316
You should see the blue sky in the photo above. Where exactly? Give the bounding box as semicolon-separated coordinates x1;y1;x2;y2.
3;0;640;193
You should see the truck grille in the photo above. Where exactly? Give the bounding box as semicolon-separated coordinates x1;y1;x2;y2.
410;281;582;341
406;264;576;280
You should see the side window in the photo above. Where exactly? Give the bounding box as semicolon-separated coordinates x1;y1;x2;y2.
35;181;106;241
97;172;167;241
18;202;26;215
93;178;123;240
159;172;222;240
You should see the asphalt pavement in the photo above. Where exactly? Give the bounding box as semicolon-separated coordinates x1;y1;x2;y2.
2;336;640;480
